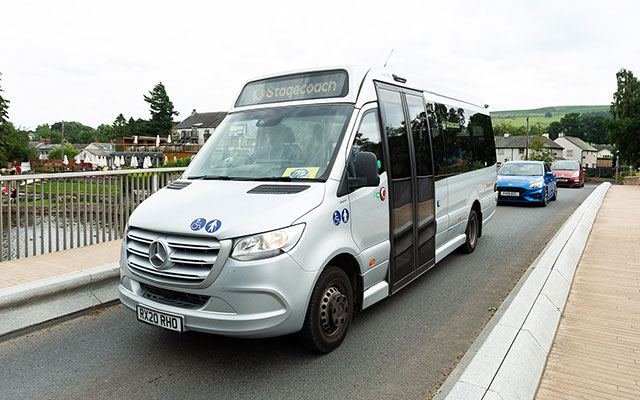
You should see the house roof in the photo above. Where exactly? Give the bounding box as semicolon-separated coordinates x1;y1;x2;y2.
593;145;614;152
494;135;563;150
556;136;597;151
175;112;228;130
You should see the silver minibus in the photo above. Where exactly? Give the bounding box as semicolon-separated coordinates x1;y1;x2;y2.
119;66;498;352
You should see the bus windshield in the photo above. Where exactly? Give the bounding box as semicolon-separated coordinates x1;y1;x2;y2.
185;104;354;181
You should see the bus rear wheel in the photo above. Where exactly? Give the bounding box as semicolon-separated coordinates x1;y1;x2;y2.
461;209;479;254
299;266;353;353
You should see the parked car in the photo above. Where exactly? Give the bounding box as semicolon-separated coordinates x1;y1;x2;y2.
551;160;584;188
497;161;557;206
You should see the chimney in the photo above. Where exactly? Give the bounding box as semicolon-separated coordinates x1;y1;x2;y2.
504;133;510;138
559;132;565;138
192;109;197;116
542;133;549;138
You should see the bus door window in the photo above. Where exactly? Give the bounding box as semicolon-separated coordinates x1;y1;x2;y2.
406;94;435;269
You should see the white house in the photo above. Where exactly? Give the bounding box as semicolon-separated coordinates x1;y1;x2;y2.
494;134;564;163
174;110;227;145
77;143;115;166
554;134;598;168
594;145;614;159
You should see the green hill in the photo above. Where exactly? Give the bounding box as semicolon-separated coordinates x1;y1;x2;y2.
491;105;611;128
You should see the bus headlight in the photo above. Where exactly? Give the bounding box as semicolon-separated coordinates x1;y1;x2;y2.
529;181;544;189
231;224;305;261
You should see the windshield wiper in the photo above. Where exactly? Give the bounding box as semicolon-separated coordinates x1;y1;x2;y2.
187;175;232;180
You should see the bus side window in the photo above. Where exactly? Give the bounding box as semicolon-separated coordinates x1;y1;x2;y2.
427;102;447;177
351;109;384;175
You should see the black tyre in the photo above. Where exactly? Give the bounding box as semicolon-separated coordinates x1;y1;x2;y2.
461;209;479;254
540;188;548;207
299;266;353;353
551;185;557;201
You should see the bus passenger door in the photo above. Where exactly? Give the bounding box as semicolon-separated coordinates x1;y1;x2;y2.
376;84;436;293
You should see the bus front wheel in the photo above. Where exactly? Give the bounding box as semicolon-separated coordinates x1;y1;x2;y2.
299;266;353;353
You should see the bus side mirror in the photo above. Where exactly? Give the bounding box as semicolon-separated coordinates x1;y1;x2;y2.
350;152;380;189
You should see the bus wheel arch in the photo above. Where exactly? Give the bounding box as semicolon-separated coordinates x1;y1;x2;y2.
299;254;361;353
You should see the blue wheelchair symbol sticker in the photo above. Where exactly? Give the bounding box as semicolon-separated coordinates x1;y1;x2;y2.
332;211;341;226
341;208;350;224
205;219;222;233
190;218;207;231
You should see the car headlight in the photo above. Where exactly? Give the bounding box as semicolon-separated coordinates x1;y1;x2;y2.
571;171;580;177
231;224;305;261
529;181;544;188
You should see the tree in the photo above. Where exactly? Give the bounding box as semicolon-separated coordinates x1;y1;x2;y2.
547;121;563;140
143;82;178;136
51;121;98;143
581;115;608;144
528;136;555;164
608;68;640;167
48;143;80;160
0;74;34;166
0;72;9;124
544;112;552;118
492;120;526;136
559;113;583;139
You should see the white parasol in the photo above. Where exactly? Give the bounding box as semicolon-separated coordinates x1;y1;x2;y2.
155;135;160;147
167;134;172;144
130;156;138;168
164;156;168;165
63;154;69;165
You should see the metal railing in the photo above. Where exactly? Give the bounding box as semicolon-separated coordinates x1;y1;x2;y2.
0;167;187;261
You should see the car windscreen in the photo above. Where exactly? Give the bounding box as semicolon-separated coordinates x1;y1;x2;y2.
498;163;543;176
551;160;580;171
184;104;354;181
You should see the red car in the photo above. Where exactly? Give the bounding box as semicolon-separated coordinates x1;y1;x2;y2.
551;160;585;188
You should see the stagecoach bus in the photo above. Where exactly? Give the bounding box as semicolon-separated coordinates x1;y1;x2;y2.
119;66;498;352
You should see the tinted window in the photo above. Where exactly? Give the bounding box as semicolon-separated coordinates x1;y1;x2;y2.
426;102;447;177
406;94;433;177
430;102;496;175
378;89;411;179
469;113;497;167
353;109;384;173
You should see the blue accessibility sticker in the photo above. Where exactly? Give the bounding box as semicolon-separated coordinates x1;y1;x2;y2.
190;218;207;231
332;211;341;226
205;219;222;233
341;208;350;224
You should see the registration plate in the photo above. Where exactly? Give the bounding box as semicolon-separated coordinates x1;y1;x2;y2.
137;305;183;332
500;191;520;197
558;179;568;182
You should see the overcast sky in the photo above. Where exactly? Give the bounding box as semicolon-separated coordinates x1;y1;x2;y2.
2;0;639;130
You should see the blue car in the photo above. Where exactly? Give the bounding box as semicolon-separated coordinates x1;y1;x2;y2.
497;161;557;206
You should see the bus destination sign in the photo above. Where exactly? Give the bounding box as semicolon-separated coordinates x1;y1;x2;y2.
236;70;349;107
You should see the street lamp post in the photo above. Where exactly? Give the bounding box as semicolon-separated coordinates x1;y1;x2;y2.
615;150;620;185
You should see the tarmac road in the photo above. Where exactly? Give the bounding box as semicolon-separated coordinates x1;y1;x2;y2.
0;185;597;400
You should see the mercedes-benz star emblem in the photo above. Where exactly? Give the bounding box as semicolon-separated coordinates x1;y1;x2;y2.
148;240;170;270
